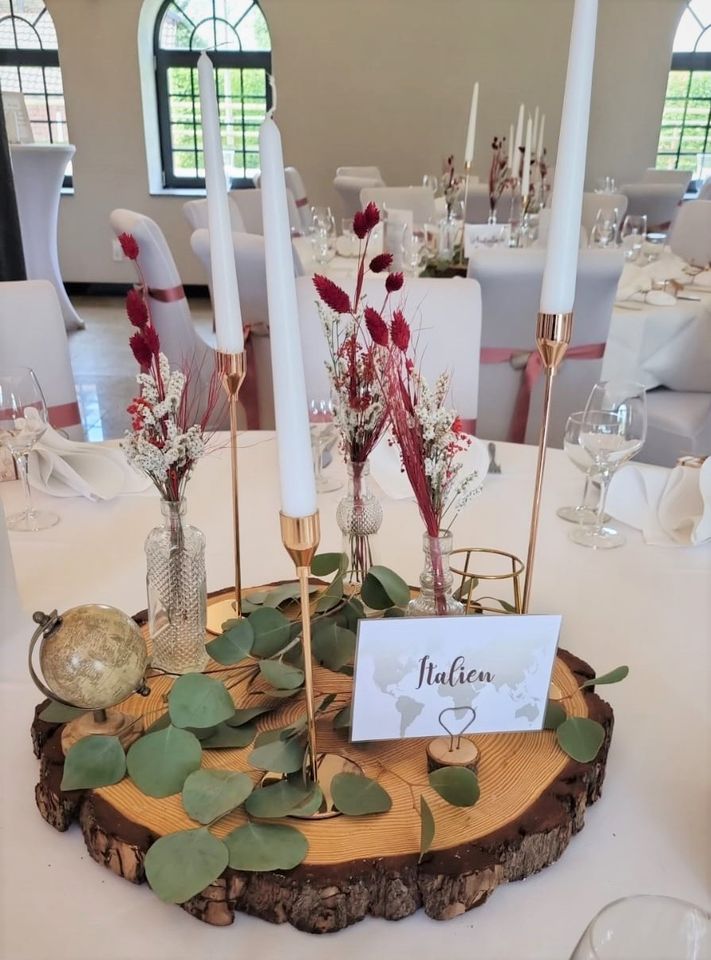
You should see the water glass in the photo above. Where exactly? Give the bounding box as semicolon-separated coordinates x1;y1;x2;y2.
590;207;619;247
620;214;648;262
422;174;439;195
557;412;608;525
0;367;60;531
310;225;332;264
569;380;647;550
401;224;426;275
569;895;710;959
308;399;342;494
594;176;617;194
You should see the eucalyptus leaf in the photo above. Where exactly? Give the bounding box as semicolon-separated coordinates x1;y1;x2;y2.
39;701;88;724
224;822;308;872
454;576;479;602
556;716;605;763
249;734;306;774
145;712;171;734
316;575;344;613
126;725;202;798
543;700;567;731
181;769;253;824
226;705;271;727
362;566;410;610
288;782;324;818
317;693;337;714
419;794;435;861
580;665;629;689
258;659;305;691
263;582;319;609
244;778;314;818
144;827;229;903
341;597;365;631
312;621;356;671
206;619;254;666
331;772;392;815
61;735;126;791
168;673;235;730
428;766;480;807
311;553;348;576
383;607;405;618
200;722;256;749
249;607;291;657
333;703;352;730
497;599;517;613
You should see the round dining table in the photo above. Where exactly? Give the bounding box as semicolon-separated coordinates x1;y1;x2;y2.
1;434;709;960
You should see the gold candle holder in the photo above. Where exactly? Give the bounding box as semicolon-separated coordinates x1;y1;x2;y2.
521;311;573;612
206;350;247;635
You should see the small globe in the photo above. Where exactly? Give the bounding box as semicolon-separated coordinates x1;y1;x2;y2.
38;604;148;710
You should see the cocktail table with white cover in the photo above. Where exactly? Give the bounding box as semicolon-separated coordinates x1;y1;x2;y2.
1;434;709;960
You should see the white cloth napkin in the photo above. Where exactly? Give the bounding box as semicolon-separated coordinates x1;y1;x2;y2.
607;458;711;546
370;434;488;502
25;412;150;500
616;252;690;305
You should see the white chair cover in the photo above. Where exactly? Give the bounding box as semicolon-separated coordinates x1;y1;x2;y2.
668;200;711;267
333;175;385;220
536;209;588;248
468;248;624;446
284;167;311;235
359;186;436;225
0;280;83;439
643;388;711;467
182;197;246;233
642;168;692;189
109;209;230;430
0;501;24;636
698;178;711;201
295;275;482;426
464;183;513;224
228;187;301;236
620;182;686;230
581;192;628;235
336;166;384;181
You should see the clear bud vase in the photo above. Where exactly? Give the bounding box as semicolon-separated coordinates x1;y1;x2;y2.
408;529;464;617
145;498;208;674
336;460;383;586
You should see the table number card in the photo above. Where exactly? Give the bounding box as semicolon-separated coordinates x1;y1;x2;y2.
351;614;561;742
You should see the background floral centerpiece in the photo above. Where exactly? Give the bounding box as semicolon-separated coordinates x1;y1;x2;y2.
489;136;511;224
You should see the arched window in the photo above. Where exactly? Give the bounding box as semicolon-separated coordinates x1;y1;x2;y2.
657;0;711;171
154;0;271;189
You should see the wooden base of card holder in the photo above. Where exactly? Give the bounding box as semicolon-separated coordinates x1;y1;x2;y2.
30;585;614;933
426;736;480;773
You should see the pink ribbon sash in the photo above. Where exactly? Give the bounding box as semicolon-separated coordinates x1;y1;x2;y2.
480;343;605;443
147;284;186;303
48;401;82;430
295;196;309;208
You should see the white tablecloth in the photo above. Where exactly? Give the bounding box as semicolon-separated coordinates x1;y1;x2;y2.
1;434;709;960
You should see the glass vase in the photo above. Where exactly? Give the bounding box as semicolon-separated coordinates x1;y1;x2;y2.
145;498;208;675
408;529;464;617
336;460;383;586
487;204;498;225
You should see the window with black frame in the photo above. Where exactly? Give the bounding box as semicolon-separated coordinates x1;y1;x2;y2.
154;0;271;190
657;0;711;175
0;0;71;186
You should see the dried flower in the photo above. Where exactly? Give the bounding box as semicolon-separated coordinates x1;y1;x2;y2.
129;332;153;370
385;272;404;293
126;287;148;328
368;252;393;274
313;274;351;314
118;232;139;260
353;201;380;239
390;309;410;351
364;306;389;347
143;323;160;356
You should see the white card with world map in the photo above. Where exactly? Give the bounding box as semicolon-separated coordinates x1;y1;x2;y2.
350;614;561;742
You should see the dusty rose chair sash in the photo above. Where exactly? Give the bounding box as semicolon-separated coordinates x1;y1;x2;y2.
49;401;82;430
295;195;309;209
146;284;186;303
480;343;605;443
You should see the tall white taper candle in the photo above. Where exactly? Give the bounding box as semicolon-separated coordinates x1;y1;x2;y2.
532;106;540;162
507;123;515;171
537;114;546;160
197;51;244;354
540;0;598;314
259;115;317;518
521;116;533;201
464;81;479;165
514;103;525;153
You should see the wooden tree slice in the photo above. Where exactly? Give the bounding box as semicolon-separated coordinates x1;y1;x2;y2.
31;587;614;933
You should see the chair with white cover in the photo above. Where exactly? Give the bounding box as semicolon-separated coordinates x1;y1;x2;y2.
642;168;692;190
336;166;384;181
182;197;246;233
0;280;83;439
228;187;301;236
359;186;436;225
295;275;482;428
643;388;711;467
464;183;513;224
334;175;385;221
468;248;624;446
668;200;711;267
698;178;711;200
620;182;686;230
581;191;628;235
536;209;588;248
251;167;310;233
109;209;235;430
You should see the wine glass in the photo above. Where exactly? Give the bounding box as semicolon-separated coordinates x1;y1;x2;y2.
308;398;342;494
569;895;710;959
589;207;619;247
556;412;609;526
569;380;647;550
401;224;426;276
620;214;647;262
422;174;439;195
594;175;617;194
0;367;59;532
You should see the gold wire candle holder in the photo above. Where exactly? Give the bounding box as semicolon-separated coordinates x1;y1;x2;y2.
450;547;525;615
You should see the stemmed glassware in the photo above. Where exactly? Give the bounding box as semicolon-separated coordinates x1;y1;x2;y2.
401;223;426;276
0;367;59;532
422;174;439;195
590;207;619;247
557;412;609;526
308;398;342;493
569;380;647;550
620;213;647;261
309;206;336;264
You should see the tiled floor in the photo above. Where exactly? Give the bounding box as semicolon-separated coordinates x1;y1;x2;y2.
68;295;213;441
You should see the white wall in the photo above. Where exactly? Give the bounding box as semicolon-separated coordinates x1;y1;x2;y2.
47;0;685;285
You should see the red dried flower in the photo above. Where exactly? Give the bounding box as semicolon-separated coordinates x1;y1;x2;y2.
118;232;139;260
129;332;153;370
352;210;368;239
452;416;463;435
126;287;148;328
369;252;393;274
364;306;389;347
385;272;404;293
353;201;381;239
391;309;410;352
313;274;351;314
143;323;160;356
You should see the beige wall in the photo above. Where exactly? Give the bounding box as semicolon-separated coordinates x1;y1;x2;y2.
48;0;685;285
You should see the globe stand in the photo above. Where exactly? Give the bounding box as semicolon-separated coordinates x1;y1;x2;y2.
60;709;144;755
